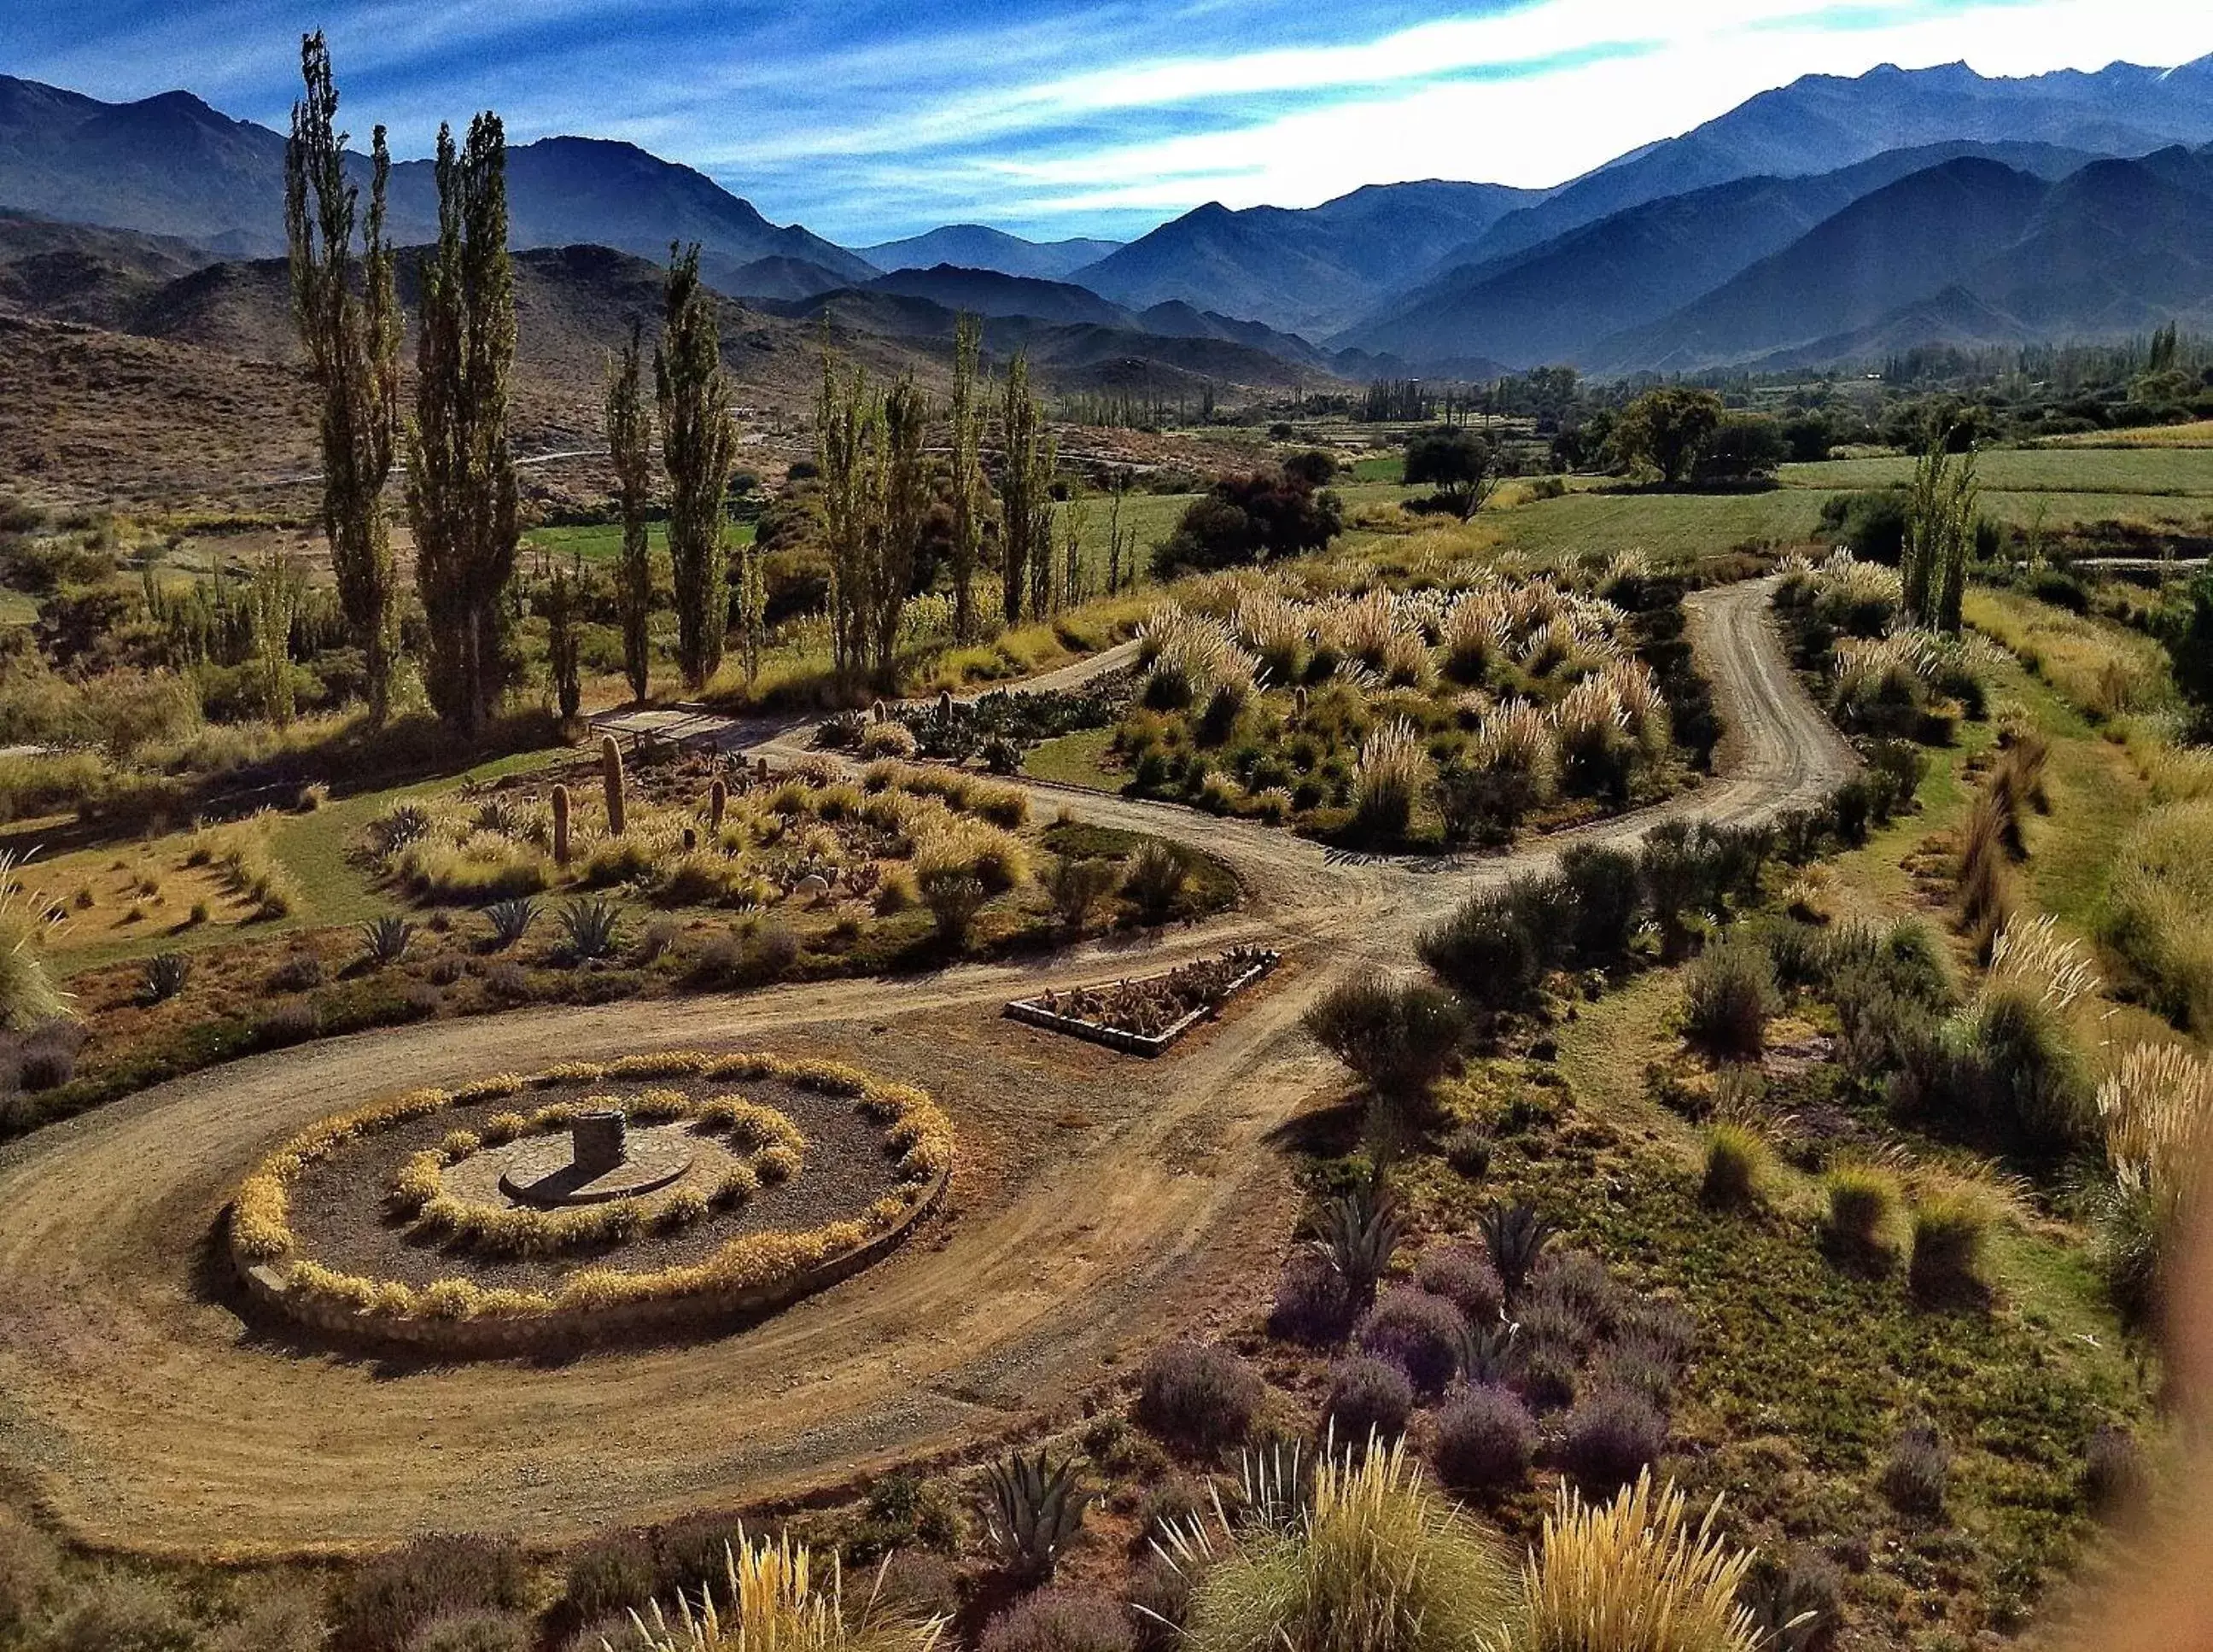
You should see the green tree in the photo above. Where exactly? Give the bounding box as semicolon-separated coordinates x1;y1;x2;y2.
1614;387;1725;486
543;566;581;721
2158;568;2213;732
283;33;400;720
604;321;655;703
655;244;737;689
998;352;1053;626
1402;426;1499;519
407;112;518;737
876;373;930;680
1900;441;1977;634
1694;413;1788;484
947;312;987;640
248;543;301;727
813;345;879;690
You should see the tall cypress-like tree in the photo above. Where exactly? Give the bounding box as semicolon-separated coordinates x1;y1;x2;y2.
604;322;655;703
876;373;930;681
655;244;737;689
998;352;1052;628
815;342;877;691
947;313;986;641
1901;441;1977;635
284;33;400;720
408;113;518;736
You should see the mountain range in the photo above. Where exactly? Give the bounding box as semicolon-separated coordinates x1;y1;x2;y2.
5;55;2213;389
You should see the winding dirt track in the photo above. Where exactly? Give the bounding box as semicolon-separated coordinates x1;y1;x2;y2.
0;580;1854;1558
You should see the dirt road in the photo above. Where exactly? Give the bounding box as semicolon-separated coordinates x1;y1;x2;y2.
0;579;1855;1557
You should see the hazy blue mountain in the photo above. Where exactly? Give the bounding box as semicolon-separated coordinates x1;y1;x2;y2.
855;224;1121;280
1339;140;2108;369
1591;146;2213;372
0;74;874;281
1068;179;1545;336
1435;55;2213;274
0;207;215;328
702;253;855;302
862;264;1136;328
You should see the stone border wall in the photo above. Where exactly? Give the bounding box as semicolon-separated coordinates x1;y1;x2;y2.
1005;951;1279;1056
235;1165;949;1358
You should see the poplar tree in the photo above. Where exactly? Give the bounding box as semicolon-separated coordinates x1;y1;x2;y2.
408;112;518;737
947;313;986;640
877;373;930;680
999;352;1053;627
814;345;877;691
1901;441;1977;635
544;566;581;721
284;33;400;720
604;321;655;703
655;244;737;689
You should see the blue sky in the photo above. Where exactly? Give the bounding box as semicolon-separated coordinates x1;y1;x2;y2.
9;0;2212;242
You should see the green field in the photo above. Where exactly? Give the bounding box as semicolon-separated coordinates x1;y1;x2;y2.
1479;487;1831;565
1781;446;2213;498
524;520;755;565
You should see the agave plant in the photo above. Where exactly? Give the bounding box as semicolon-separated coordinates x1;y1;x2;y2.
483;895;540;951
979;1449;1089;1582
1453;1316;1521;1386
140;949;191;1005
360;914;415;966
370;801;434;855
560;896;625;961
1477;1201;1556;1306
1311;1182;1400;1311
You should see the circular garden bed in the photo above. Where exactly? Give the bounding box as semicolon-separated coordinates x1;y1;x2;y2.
227;1050;952;1355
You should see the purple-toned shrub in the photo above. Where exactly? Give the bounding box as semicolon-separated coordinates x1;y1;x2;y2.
1413;1244;1504;1327
979;1589;1137;1652
1136;1341;1263;1451
1358;1288;1466;1395
1429;1384;1538;1491
1559;1386;1667;1491
1268;1252;1355;1346
1323;1357;1414;1450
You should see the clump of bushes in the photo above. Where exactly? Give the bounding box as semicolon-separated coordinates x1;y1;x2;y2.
979;1589;1134;1652
1558;1387;1668;1491
1880;1421;1949;1518
1137;1342;1263;1451
1358;1289;1467;1395
1270;1252;1357;1347
1700;1123;1772;1210
1411;1244;1503;1326
1818;1165;1901;1266
1681;937;1778;1060
1428;1384;1537;1492
1324;1357;1414;1450
1906;1191;1990;1305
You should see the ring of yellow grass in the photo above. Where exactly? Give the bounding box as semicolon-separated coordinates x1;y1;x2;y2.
230;1050;953;1323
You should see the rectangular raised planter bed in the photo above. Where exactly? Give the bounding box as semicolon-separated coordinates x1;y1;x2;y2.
1005;949;1281;1057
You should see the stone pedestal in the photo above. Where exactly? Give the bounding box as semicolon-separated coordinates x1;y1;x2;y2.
571;1110;627;1177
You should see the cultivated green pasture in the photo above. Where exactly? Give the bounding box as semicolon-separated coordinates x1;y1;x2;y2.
1781;446;2213;498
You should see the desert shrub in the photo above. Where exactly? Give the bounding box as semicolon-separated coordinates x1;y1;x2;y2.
1128;1555;1192;1652
980;1590;1135;1652
1476;1202;1556;1305
1442;1124;1492;1179
329;1533;529;1652
1122;841;1191;923
0;1512;57;1641
1557;844;1645;964
1527;1250;1619;1342
1681;938;1777;1060
564;1534;655;1625
2083;1424;2148;1520
1512;1472;1760;1652
1420;878;1552;1009
405;1610;532;1652
1412;1244;1503;1327
1814;1165;1893;1260
982;1450;1089;1583
1047;856;1120;931
1351;719;1430;841
1880;1421;1949;1518
1738;1551;1844;1652
1428;1384;1537;1492
1358;1288;1465;1395
919;867;989;945
1323;1357;1414;1449
1699;1123;1771;1210
1907;1192;1989;1304
270;949;326;991
859;721;919;761
1302;974;1467;1098
257;997;321;1048
1558;1388;1667;1491
2108;798;2213;1030
1270;1252;1356;1346
1956;984;2094;1153
38;1572;197;1652
1138;1341;1263;1451
15;1025;77;1089
482;896;538;950
1515;1342;1580;1414
1176;1439;1515;1652
558;897;624;961
141;949;190;1004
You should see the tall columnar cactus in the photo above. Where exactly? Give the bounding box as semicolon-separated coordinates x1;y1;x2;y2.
601;735;626;836
709;776;727;833
551;783;571;867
